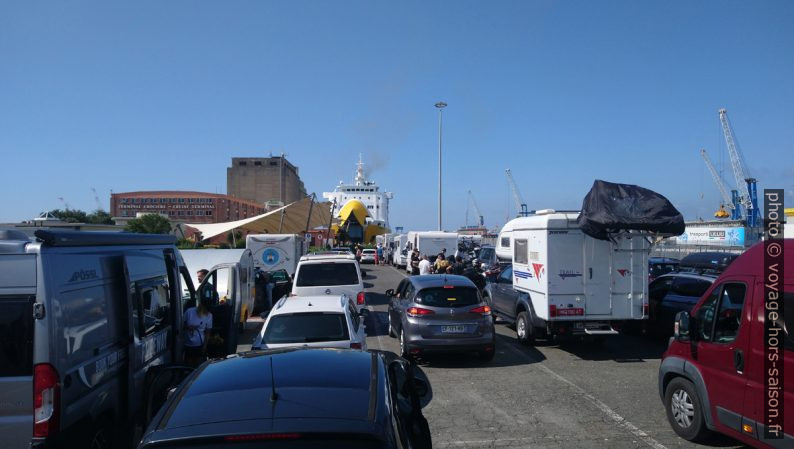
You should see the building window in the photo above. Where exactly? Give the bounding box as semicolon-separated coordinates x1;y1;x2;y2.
122;211;128;217
170;198;176;203
160;198;166;203
187;211;193;216
254;161;262;166
206;210;213;216
188;198;194;203
179;198;185;203
238;161;247;166
178;211;185;216
269;161;278;166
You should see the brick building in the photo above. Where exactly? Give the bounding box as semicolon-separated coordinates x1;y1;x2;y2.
227;155;307;206
110;191;266;224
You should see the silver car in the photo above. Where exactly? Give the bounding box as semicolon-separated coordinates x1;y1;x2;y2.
386;274;495;362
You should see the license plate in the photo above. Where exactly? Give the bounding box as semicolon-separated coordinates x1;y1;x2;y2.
441;325;466;333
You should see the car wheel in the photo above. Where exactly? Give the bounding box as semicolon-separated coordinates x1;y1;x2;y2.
516;311;534;345
388;313;397;338
664;378;710;442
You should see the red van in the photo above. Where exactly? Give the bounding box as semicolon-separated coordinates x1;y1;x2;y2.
659;240;792;448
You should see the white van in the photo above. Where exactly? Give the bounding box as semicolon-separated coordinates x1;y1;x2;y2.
292;253;366;311
246;234;306;277
508;211;651;338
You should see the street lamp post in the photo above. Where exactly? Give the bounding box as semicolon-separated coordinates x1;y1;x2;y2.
435;101;447;231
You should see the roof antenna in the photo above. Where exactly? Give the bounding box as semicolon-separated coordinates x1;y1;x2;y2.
269;357;278;402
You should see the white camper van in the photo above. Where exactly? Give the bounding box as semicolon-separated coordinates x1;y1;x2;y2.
392;234;408;268
508;211;650;338
246;234;306;277
408;231;458;262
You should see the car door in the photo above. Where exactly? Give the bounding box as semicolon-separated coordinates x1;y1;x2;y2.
648;276;674;331
692;279;751;439
389;280;408;327
348;301;367;350
493;265;514;318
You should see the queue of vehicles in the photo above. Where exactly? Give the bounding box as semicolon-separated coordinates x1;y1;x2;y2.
1;219;790;448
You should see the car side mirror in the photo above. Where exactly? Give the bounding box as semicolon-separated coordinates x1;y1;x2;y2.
411;365;433;409
673;311;690;341
385;289;395;297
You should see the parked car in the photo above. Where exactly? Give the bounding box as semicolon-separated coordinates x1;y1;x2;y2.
252;295;368;350
659;240;793;447
386;274;495;362
138;348;434;449
647;272;717;336
648;257;680;282
0;229;204;449
677;251;739;273
361;248;377;264
292;253;366;311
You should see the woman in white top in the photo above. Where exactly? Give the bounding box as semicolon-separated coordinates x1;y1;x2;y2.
183;295;213;366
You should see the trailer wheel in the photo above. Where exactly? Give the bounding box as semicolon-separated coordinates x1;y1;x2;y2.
516;311;534;345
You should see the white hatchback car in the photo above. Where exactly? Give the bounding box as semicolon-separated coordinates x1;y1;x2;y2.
292;253;366;311
252;295;368;350
360;248;376;264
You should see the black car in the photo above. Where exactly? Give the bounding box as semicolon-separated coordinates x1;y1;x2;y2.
648;257;679;282
138;348;433;449
647;272;717;336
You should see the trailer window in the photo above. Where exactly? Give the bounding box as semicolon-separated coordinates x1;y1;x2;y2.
514;239;528;264
500;237;510;248
0;296;33;376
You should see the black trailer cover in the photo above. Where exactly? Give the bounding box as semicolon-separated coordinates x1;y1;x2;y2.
576;180;685;240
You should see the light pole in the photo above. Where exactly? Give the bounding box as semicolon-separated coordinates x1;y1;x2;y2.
435;101;447;231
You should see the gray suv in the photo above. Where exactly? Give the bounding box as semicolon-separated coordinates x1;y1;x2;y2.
386;275;495;362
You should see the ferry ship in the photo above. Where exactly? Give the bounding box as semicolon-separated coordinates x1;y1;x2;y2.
323;156;393;243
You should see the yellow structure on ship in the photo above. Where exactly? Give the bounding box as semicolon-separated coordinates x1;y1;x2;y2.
324;156;393;244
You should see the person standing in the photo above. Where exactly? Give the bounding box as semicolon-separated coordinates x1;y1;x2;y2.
376;244;383;265
410;249;420;275
418;255;432;275
183;294;213;367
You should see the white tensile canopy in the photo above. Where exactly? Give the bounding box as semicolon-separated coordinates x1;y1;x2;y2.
182;197;332;241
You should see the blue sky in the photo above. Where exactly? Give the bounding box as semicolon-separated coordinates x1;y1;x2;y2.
2;1;792;231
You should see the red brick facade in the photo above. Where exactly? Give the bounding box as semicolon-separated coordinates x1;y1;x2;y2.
110;191;265;224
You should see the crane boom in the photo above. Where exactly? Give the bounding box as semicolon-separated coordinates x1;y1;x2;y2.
700;149;734;209
505;169;529;217
91;187;105;212
718;109;752;210
467;190;484;227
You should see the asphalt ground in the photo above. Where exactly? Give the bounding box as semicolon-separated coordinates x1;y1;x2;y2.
239;264;746;449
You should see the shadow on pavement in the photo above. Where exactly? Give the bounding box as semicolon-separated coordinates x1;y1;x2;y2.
414;334;546;369
553;333;669;362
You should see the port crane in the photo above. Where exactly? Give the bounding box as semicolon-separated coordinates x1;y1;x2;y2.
466;190;485;227
91;187;105;212
505;169;529;217
718;108;759;227
700;149;739;219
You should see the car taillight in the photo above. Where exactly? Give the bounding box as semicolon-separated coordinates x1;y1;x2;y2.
549;305;557;318
357;292;365;305
406;307;434;317
350;342;362;349
225;433;301;442
470;305;491;316
33;364;60;438
643;303;649;317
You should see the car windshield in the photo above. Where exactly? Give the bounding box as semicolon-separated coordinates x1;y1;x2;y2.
263;313;349;343
478;248;494;261
296;263;359;286
416;287;480;308
363;249;375;254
